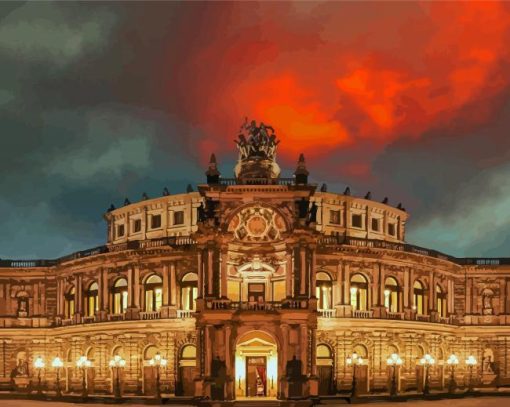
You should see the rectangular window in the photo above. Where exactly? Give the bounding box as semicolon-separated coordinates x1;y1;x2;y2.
122;290;128;311
155;288;162;311
371;218;380;231
352;214;362;228
151;214;161;229
145;290;154;312
388;223;396;236
133;219;142;233
173;211;184;225
117;224;125;237
329;210;341;225
272;280;286;302
228;280;241;302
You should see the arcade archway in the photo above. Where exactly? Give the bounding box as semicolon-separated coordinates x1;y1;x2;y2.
235;331;278;399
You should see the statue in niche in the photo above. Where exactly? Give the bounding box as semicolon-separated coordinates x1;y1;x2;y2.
10;351;29;378
482;348;495;373
482;290;494;315
17;297;28;317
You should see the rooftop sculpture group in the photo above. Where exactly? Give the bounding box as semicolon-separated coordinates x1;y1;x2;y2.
235;118;280;161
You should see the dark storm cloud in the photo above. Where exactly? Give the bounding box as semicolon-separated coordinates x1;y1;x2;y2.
1;1;510;259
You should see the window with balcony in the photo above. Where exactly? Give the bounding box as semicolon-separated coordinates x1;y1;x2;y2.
151;214;162;229
174;211;184;225
133;219;142;233
64;286;75;319
352;214;363;228
112;278;128;314
144;274;163;312
329;210;341;225
436;284;447;318
384;277;399;313
316;272;333;310
413;280;426;315
181;273;198;311
350;274;369;311
85;282;99;317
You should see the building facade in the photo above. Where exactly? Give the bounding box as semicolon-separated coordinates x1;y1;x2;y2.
0;121;510;400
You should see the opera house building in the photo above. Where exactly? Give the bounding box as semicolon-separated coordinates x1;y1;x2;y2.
0;121;509;401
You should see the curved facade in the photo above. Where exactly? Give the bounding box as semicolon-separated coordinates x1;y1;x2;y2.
1;123;510;399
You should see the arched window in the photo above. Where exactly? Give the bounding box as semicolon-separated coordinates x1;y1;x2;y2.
436;284;447;318
181;273;198;311
144;274;163;312
316;272;333;310
181;344;197;361
350;274;369;311
384;277;399;313
64;286;75;319
85;282;99;318
413;280;426;315
112;278;128;314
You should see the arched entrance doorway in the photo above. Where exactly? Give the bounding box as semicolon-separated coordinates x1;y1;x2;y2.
235;331;278;399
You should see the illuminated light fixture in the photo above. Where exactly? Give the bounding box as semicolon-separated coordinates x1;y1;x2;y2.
76;356;92;398
465;355;477;393
52;357;64;397
447;354;459;393
34;356;45;394
386;353;403;397
149;352;167;399
109;355;126;399
419;354;435;395
346;352;363;397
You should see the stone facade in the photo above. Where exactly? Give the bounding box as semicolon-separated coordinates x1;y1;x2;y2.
0;125;509;399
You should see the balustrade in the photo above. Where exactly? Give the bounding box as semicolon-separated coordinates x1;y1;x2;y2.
177;309;195;319
318;308;336;318
352;310;373;319
140;311;161;320
386;311;405;320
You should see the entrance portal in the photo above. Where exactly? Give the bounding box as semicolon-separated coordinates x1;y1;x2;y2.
235;331;277;399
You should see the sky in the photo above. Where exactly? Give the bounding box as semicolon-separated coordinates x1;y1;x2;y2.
1;1;510;260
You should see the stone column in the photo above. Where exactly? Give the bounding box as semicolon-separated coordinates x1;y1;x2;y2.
133;264;140;309
127;266;134;308
225;325;233;400
102;269;109;314
204;325;212;376
299;246;306;296
220;250;228;299
286;251;293;298
310;247;317;298
74;274;82;319
197;251;203;298
56;279;62;316
162;263;170;307
300;324;308;376
207;248;214;297
170;262;177;306
334;262;342;306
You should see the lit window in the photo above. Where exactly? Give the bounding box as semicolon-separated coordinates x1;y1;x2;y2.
64;286;75;319
350;274;368;311
316;272;332;310
384;277;399;313
85;282;99;317
413;281;426;315
144;274;163;312
436;284;447;318
181;273;198;311
112;278;128;314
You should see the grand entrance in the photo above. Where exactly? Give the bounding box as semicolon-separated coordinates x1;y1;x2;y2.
235;331;277;399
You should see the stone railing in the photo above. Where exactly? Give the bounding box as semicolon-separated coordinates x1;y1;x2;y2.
318;308;336;318
352;310;373;319
218;177;296;186
107;313;126;321
177;309;195;319
61;318;74;326
140;311;161;320
386;311;405;320
438;316;450;324
82;316;95;324
416;314;431;322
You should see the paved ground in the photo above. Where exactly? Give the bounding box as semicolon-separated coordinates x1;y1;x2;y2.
0;398;509;407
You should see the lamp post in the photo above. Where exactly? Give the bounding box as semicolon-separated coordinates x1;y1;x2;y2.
109;355;126;399
346;352;364;397
465;355;477;393
386;353;403;397
149;352;167;399
446;354;459;393
419;354;435;395
76;356;92;398
51;357;64;397
33;356;45;395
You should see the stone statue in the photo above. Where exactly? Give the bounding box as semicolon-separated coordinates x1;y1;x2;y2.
235;118;279;162
482;291;493;315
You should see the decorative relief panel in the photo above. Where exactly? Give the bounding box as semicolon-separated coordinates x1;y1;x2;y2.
228;205;287;242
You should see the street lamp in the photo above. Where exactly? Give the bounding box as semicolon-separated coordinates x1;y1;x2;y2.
419;354;435;395
51;357;64;397
465;355;477;393
346;352;364;397
109;355;126;399
386;353;403;397
76;356;92;398
149;352;167;399
33;356;45;395
446;354;459;393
